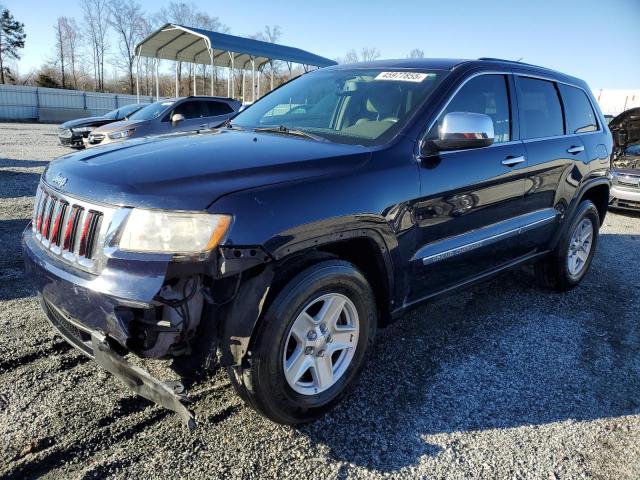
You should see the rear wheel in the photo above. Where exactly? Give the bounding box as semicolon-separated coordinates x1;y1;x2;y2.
535;200;600;291
227;260;376;424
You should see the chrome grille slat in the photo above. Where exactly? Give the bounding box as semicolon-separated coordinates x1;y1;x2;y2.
32;183;117;274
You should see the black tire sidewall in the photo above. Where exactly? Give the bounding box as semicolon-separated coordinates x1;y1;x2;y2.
248;261;376;423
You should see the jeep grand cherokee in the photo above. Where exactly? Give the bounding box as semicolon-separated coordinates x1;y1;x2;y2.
22;58;612;428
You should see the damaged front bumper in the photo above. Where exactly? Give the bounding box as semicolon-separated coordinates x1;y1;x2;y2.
36;293;197;430
23;227;199;429
92;331;196;430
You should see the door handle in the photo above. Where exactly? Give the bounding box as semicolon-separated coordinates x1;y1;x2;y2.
199;123;207;128
502;155;526;167
567;145;585;154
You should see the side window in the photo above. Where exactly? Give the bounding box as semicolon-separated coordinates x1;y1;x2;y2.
429;74;511;143
559;84;598;134
518;77;564;139
205;101;233;117
173;101;204;119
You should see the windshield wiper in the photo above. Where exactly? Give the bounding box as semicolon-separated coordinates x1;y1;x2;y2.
254;125;327;142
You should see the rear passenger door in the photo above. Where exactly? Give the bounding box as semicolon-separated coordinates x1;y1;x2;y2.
410;73;529;301
204;100;235;128
515;76;589;253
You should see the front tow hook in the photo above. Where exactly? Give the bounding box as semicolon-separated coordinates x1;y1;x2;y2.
91;332;197;431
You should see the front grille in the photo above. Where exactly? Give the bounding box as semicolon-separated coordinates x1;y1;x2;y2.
32;183;117;273
617;174;640;188
88;133;105;144
42;298;93;357
615;199;640;209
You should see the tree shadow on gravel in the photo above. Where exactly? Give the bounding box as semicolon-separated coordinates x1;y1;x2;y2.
0;218;35;301
0;170;42;199
0;158;50;169
301;232;640;474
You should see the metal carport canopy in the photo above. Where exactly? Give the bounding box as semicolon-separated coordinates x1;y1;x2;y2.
135;23;337;69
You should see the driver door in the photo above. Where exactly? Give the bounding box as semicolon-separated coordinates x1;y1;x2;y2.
409;73;529;302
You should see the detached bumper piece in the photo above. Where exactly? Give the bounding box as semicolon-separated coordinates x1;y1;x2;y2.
92;332;197;431
43;298;196;430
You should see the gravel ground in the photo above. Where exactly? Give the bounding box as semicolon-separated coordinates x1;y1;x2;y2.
1;122;639;479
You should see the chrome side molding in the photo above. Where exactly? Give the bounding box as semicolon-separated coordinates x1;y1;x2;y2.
414;208;559;265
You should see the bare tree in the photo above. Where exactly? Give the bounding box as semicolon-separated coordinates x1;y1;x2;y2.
342;49;359;64
81;0;110;91
60;17;80;88
156;2;228;96
251;25;281;93
360;47;380;62
108;0;144;93
52;17;83;89
53;18;67;88
408;48;424;58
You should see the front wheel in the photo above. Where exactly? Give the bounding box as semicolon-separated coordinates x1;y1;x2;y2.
535;200;600;291
227;260;377;424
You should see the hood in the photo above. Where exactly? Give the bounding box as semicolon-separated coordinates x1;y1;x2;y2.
609;107;640;149
60;116;109;129
43;129;371;210
91;119;145;133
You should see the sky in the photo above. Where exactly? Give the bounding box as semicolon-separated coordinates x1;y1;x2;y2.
3;0;640;89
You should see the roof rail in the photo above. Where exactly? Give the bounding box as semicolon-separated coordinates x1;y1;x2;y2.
477;57;550;70
478;57;524;63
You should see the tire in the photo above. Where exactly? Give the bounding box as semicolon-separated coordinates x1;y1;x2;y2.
227;259;377;424
535;200;600;291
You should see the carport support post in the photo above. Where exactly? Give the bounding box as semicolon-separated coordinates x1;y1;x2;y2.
155;60;160;100
210;49;214;96
257;65;261;98
227;52;235;99
270;60;274;91
242;69;245;103
193;64;197;96
251;57;256;103
135;55;140;103
175;62;179;97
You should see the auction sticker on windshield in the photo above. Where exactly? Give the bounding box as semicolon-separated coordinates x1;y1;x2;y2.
374;72;433;82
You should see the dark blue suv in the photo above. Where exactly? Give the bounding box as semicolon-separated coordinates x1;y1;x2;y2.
22;58;612;428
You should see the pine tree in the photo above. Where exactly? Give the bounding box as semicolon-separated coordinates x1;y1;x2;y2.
0;9;26;84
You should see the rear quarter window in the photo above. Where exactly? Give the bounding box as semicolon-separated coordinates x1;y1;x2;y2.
559;84;599;134
518;77;564;139
205;101;234;116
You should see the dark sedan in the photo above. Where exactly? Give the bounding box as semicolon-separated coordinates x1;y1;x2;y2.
57;103;149;148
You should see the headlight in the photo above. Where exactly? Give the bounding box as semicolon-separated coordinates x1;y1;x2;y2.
108;128;135;140
72;126;95;133
118;209;232;254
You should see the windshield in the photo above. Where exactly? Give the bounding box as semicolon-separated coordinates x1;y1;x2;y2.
102;108;119;120
118;102;147;119
129;100;176;121
232;68;445;146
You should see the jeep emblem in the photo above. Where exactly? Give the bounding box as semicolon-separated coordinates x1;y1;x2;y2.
51;172;68;188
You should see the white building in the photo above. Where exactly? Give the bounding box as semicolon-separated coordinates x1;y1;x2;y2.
593;89;640;116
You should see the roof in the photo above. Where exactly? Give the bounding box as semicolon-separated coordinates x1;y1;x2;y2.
135;24;337;69
326;58;584;85
326;58;469;71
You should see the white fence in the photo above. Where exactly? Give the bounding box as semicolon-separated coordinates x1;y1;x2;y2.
0;84;158;122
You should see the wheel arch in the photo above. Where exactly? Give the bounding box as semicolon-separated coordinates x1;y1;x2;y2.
549;177;610;251
216;226;396;367
578;181;610;226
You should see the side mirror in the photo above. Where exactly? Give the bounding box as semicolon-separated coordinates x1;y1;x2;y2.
171;113;185;127
434;112;494;151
